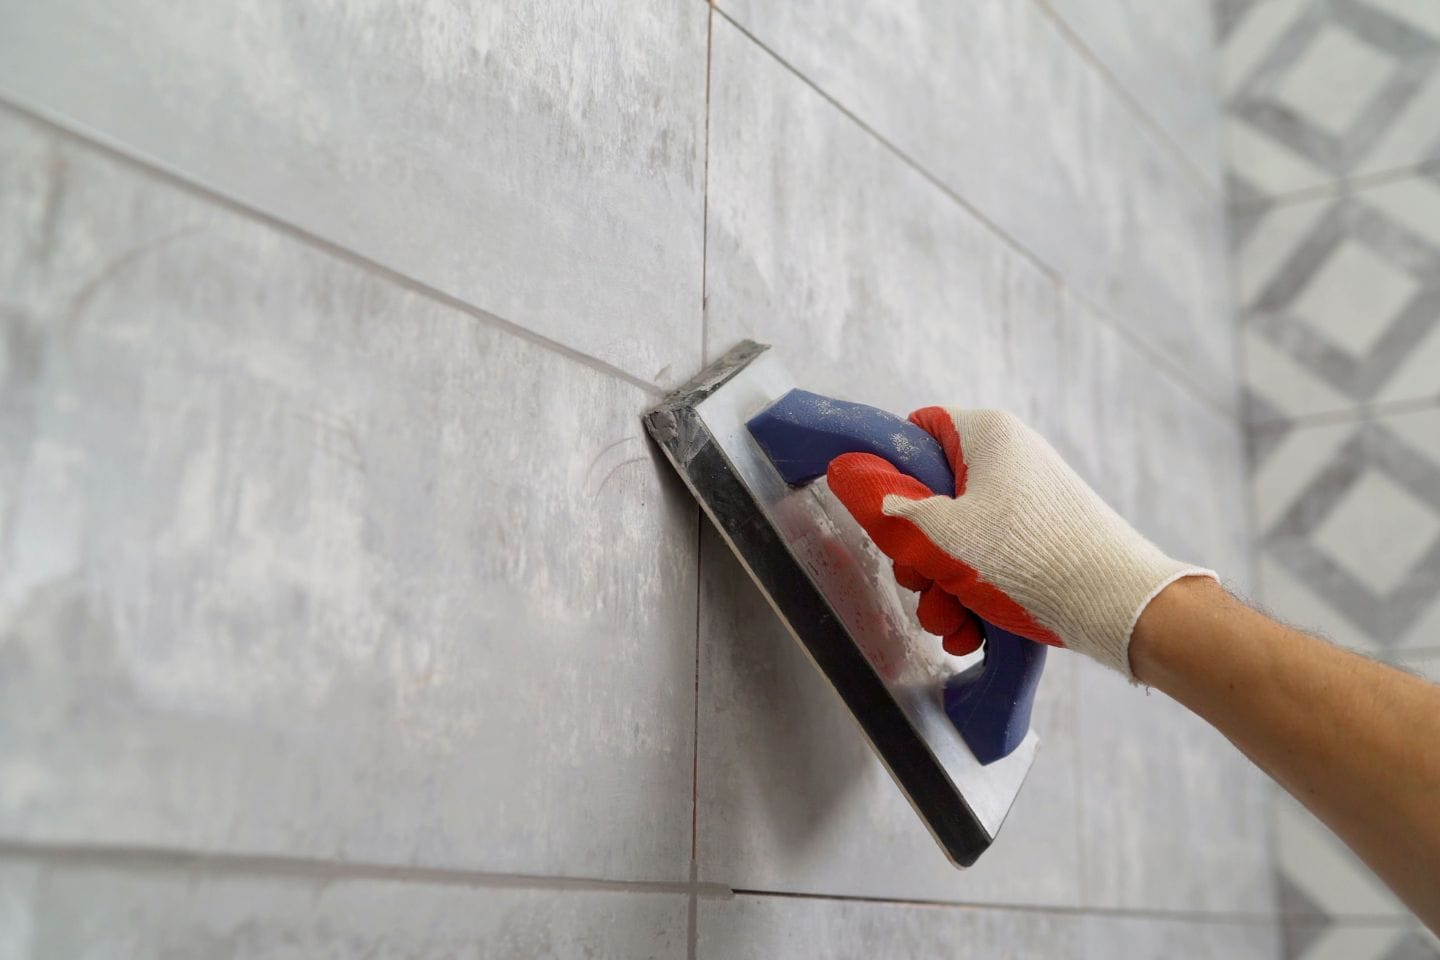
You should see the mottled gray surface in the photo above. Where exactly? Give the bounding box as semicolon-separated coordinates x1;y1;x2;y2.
1253;407;1440;654
1237;178;1440;421
696;17;1256;907
1043;0;1223;180
715;0;1237;413
697;893;1280;959
1222;0;1440;196
0;0;1269;953
0;0;708;386
1075;657;1273;912
703;17;1063;432
0;860;688;959
0;111;699;881
696;525;1083;904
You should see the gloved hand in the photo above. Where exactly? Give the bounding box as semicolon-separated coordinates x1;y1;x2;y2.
825;407;1215;677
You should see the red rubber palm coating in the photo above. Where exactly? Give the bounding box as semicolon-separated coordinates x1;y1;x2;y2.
825;445;1064;649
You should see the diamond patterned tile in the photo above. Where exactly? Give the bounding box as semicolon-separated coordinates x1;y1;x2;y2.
1310;470;1440;596
1236;180;1440;420
1272;26;1395;137
1290;241;1419;357
1222;0;1440;196
1254;406;1440;654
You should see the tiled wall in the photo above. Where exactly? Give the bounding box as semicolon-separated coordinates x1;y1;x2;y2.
1220;1;1440;957
1;1;1274;956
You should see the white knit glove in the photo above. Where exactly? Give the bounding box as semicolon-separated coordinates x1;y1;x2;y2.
825;407;1215;676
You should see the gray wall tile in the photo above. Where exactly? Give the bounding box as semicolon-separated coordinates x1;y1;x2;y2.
0;864;37;959
1221;0;1440;197
695;524;1082;904
704;16;1064;426
0;861;688;959
714;0;1236;412
0;0;708;386
1075;657;1274;913
701;18;1082;905
0;111;699;882
1058;295;1252;587
1252;407;1440;654
1043;0;1223;180
1080;912;1280;959
1236;177;1440;421
697;892;1280;959
697;20;1253;905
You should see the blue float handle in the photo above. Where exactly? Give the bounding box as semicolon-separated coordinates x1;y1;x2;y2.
746;388;1046;765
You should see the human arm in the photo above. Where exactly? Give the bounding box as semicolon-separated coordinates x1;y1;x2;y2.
826;406;1440;932
1132;576;1440;930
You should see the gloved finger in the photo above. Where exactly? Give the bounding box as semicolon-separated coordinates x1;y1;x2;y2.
942;611;985;656
828;452;980;591
907;406;969;494
892;560;931;593
826;452;940;552
829;450;1061;648
916;583;968;636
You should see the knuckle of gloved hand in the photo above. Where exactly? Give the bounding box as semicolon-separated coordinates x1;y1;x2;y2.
981;409;1025;438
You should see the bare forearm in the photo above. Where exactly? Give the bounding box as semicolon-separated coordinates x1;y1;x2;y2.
1130;577;1440;931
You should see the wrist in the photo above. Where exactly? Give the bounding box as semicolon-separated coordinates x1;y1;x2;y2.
1128;574;1229;686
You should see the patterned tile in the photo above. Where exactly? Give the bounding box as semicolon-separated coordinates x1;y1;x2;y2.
1237;177;1440;420
1254;407;1440;653
1222;0;1440;196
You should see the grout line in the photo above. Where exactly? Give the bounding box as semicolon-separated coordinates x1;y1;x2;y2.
1031;0;1223;198
687;860;701;960
700;3;715;368
1250;394;1440;431
1229;160;1440;213
708;7;1060;293
0;94;666;401
710;8;1243;427
705;5;1059;295
0;838;729;897
725;887;1410;927
688;14;715;959
688;518;705;890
